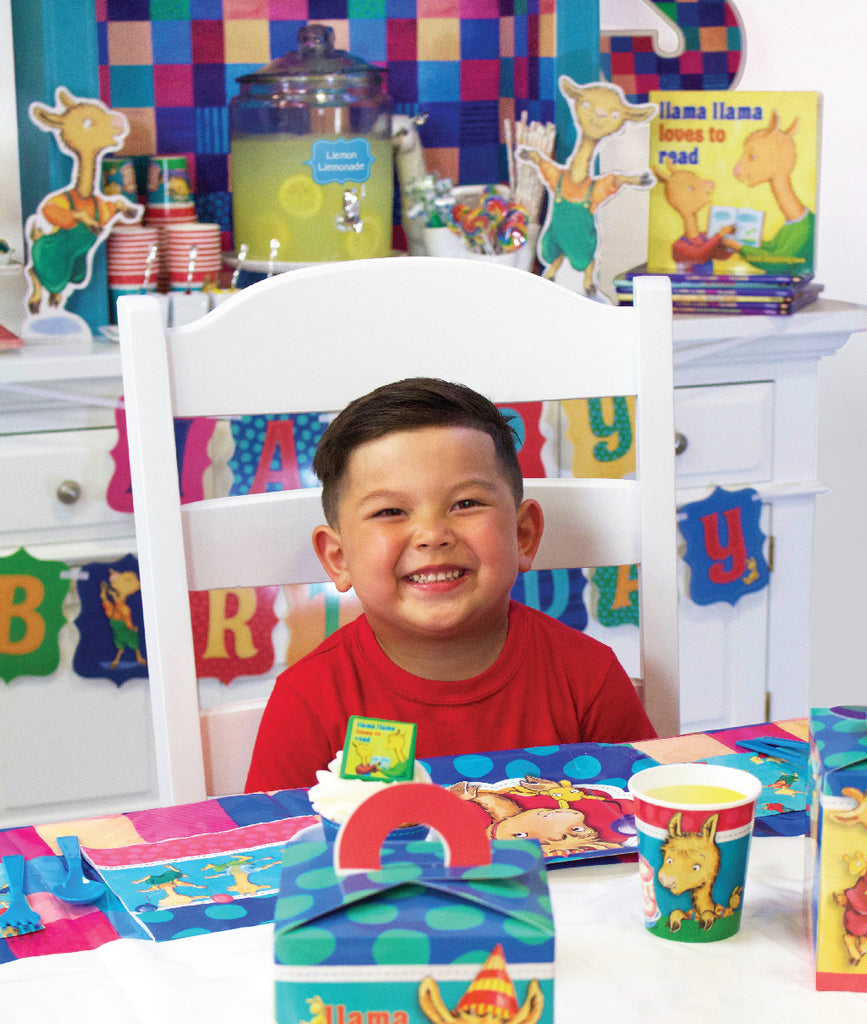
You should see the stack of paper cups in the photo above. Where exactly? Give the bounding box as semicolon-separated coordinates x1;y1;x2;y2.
144;155;196;288
102;157;140;204
106;224;160;322
144;154;195;222
165;222;223;291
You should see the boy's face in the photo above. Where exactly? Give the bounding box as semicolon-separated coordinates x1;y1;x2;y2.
312;425;543;657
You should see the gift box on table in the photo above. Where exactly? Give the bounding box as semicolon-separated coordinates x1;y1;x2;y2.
808;706;867;991
274;783;554;1023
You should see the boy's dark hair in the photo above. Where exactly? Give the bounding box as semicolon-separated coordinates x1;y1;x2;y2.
313;377;524;526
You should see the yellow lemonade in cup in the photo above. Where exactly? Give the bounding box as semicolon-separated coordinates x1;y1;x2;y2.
643;784;747;805
230;134;393;264
628;762;763;943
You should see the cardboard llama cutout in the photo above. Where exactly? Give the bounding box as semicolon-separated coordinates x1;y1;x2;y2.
519;78;656;299
22;88;143;340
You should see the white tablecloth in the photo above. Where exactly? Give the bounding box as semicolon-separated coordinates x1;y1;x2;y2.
2;836;864;1022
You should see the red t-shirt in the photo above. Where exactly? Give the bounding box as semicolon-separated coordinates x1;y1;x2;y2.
245;600;656;792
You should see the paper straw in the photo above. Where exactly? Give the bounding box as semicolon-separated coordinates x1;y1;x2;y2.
141;244;158;292
231;243;248;290
185;245;198;294
504;118;516;197
511;114;556;224
267;238;280;277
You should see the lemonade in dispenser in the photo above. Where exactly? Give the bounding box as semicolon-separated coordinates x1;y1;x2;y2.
229;24;393;265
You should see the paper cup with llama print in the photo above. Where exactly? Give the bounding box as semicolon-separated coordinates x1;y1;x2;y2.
628;762;763;943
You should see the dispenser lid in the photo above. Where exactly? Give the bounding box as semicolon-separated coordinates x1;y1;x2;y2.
238;24;385;87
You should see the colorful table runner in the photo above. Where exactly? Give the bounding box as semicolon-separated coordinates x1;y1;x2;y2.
632;716;810;836
0;720;809;962
0;793;315;962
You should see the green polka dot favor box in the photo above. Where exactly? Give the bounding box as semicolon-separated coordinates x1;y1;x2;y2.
807;707;867;992
273;783;554;1023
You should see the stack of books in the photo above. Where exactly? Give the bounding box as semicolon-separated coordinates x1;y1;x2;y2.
613;265;823;316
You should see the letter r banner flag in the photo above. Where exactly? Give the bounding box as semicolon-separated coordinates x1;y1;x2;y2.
190;586;279;683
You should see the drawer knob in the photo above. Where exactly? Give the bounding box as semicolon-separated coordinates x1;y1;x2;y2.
674;431;688;456
56;480;82;505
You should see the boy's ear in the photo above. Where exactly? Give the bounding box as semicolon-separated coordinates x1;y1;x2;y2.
312;525;353;592
516;498;544;573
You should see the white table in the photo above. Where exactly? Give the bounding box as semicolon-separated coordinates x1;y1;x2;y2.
2;836;864;1022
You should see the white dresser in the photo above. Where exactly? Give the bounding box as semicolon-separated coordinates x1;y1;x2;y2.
0;338;152;827
1;299;864;825
670;301;866;732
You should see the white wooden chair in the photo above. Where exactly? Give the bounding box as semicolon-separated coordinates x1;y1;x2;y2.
118;258;677;806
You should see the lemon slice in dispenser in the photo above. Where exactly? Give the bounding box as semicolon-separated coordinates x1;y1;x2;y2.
278;174;323;219
343;213;386;260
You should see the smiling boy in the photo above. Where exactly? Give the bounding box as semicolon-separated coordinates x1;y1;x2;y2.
245;378;655;792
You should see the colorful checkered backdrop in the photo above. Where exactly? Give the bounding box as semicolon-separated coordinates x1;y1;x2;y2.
95;1;742;250
601;0;743;96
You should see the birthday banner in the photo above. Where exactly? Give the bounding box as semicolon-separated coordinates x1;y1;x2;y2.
107;401;215;513
105;403;555;510
73;553;148;685
0;548;286;687
2;403;770;685
189;586;279;684
679;486;770;606
0;548;69;684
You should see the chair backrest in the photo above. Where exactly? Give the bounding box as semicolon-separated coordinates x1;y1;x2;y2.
118;258;677;806
199;697;268;797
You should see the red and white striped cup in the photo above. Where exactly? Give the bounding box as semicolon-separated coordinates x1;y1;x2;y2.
165;222;223;291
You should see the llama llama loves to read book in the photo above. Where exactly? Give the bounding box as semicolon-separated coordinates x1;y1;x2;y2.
646;91;821;278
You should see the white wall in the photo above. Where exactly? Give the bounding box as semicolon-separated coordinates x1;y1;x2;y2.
733;0;867;706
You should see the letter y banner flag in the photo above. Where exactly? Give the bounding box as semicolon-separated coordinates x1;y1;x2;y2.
679;486;770;606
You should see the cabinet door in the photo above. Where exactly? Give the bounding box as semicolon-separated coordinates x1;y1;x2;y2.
677;503;772;734
674;383;774;733
0;426;158;826
556;385;775;734
0;587;158;827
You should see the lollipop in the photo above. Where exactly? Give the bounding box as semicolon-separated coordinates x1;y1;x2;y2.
447;186;529;255
496;205;529;252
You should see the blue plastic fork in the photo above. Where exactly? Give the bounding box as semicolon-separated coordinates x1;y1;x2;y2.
52;835;105;904
1;855;43;936
738;736;809;768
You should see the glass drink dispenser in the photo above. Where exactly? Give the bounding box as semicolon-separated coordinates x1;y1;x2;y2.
229;24;393;265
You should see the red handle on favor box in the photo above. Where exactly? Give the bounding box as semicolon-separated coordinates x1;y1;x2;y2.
334;783;492;872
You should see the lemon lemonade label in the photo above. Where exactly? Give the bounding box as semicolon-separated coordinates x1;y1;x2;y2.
306;137;375;185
